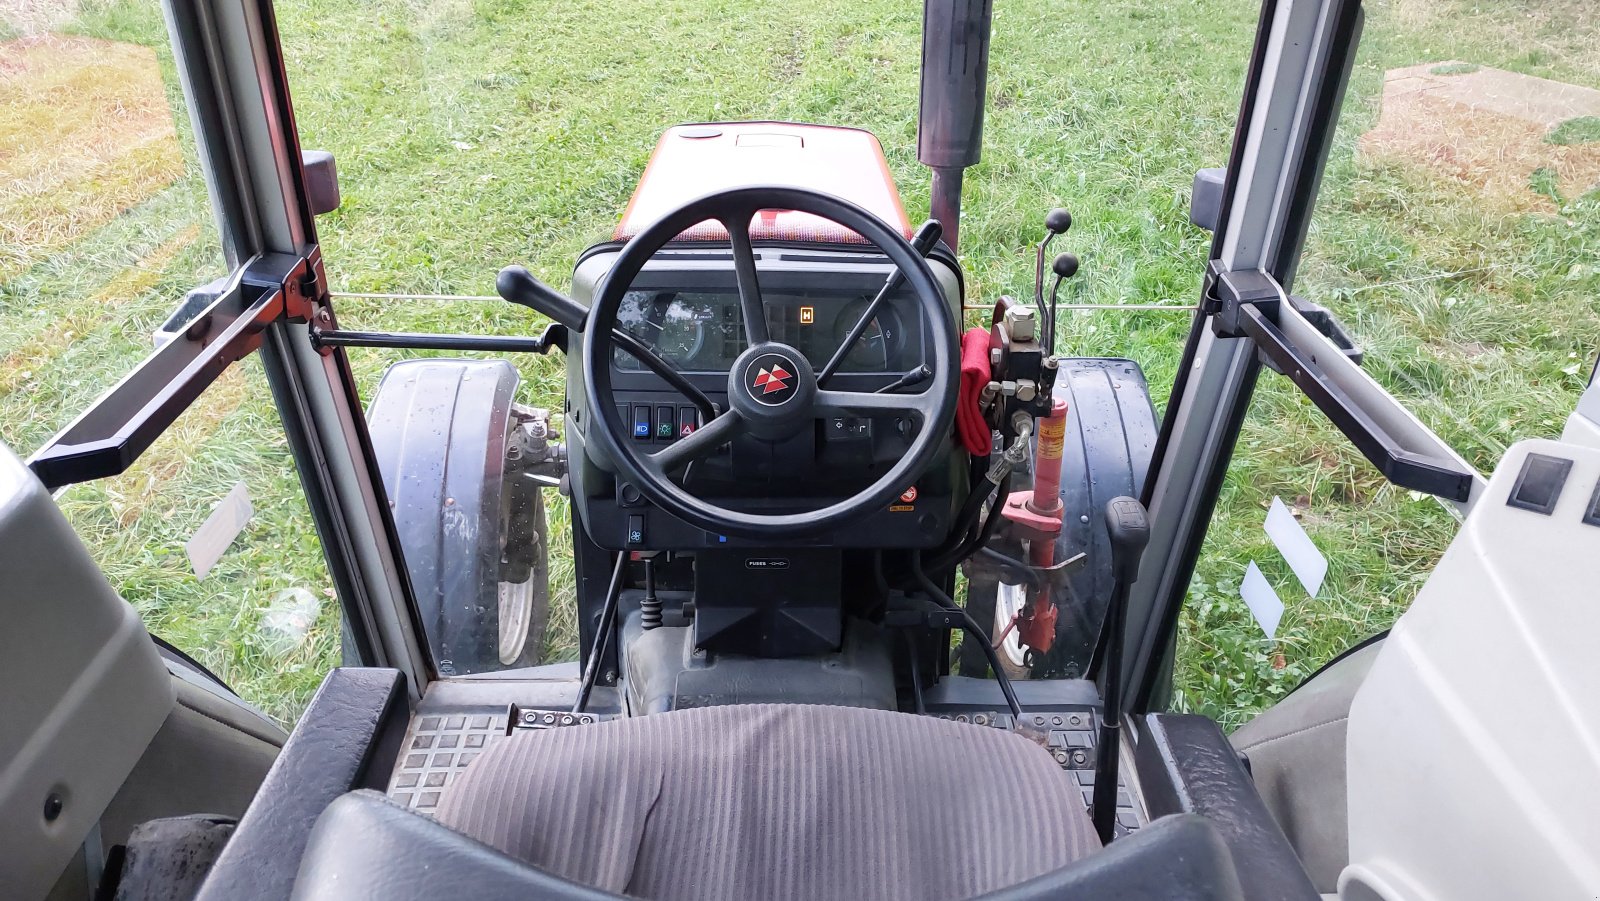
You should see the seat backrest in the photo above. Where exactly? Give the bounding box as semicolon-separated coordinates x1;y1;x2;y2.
0;442;173;898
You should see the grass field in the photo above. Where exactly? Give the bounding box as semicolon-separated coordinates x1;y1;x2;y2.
2;0;1596;727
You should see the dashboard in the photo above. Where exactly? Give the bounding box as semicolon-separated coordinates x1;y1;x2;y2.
567;245;964;550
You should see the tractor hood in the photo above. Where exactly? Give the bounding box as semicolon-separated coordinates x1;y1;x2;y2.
615;121;914;245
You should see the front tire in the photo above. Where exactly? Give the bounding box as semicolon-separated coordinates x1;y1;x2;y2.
365;359;547;674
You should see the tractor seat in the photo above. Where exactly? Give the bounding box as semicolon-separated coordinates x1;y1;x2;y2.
429;703;1101;901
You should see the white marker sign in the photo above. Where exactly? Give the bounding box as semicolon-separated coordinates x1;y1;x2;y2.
1265;496;1328;598
1241;561;1285;639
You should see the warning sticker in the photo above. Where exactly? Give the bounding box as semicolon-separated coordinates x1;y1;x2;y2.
1036;415;1066;463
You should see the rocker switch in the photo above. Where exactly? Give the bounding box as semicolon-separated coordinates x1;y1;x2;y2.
631;405;652;441
627;514;645;546
1506;453;1572;516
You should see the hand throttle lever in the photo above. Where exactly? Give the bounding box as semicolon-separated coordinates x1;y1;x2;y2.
496;265;589;331
497;265;720;422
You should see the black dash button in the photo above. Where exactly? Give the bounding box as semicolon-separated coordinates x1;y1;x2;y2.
1506;453;1573;516
1584;477;1600;528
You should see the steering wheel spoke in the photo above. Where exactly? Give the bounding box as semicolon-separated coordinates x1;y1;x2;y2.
816;387;935;418
647;410;745;474
721;212;770;347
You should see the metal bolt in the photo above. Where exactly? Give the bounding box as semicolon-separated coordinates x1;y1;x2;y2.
541;712;556;724
1072;750;1088;766
1053;750;1069;765
1052;715;1063;726
1033;715;1047;726
973;713;989;726
602;669;617;685
522;710;538;723
1003;306;1037;343
1016;382;1037;402
43;793;63;821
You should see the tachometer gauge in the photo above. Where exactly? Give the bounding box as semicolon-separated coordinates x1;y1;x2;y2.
831;298;899;371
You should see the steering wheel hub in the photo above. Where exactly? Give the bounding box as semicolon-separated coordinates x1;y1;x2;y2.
727;344;817;437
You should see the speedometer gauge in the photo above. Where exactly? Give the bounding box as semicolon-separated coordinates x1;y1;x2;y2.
654;309;707;364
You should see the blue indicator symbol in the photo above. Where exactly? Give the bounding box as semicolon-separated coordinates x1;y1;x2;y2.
633;421;650;438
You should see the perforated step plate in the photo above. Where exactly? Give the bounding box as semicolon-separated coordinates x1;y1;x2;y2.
934;709;1147;835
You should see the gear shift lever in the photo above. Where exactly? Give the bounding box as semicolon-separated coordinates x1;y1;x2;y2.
1091;495;1150;844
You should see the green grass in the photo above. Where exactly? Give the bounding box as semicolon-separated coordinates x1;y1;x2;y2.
1549;116;1600;146
2;0;1597;728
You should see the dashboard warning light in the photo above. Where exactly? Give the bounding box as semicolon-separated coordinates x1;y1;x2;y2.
799;306;815;325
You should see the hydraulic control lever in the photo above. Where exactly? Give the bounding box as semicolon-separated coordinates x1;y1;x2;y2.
1092;496;1151;844
1045;251;1079;356
1033;208;1072;341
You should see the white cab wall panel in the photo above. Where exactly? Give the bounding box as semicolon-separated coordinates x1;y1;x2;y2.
1342;439;1600;901
0;444;174;899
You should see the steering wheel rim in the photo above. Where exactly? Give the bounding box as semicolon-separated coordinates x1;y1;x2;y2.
582;185;960;541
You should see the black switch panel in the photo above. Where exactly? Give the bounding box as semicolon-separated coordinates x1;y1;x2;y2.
1584;477;1600;528
1506;453;1573;515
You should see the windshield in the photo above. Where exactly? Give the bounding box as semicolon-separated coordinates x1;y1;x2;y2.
1174;16;1600;726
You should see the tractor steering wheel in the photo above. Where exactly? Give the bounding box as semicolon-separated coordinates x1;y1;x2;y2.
582;186;959;541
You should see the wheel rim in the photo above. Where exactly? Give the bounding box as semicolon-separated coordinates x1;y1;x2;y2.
497;575;535;665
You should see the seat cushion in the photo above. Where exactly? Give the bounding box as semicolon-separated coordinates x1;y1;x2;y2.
435;704;1100;901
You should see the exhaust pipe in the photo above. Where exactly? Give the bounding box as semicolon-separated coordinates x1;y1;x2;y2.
917;0;993;252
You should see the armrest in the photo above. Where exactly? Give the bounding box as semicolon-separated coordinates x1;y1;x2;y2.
195;668;409;901
1135;713;1321;901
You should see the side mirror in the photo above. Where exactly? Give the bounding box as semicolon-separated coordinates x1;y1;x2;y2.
1189;167;1226;232
302;150;341;216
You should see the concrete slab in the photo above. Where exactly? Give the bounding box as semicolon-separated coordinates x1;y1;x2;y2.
1362;62;1600;209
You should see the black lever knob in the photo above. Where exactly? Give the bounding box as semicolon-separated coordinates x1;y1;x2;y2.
1044;207;1073;235
911;219;944;255
1052;252;1080;280
496;265;588;332
1104;496;1150;582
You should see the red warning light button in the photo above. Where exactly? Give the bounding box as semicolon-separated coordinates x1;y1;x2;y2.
899;486;918;504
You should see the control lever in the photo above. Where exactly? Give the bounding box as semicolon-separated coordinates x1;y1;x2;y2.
1045;252;1079;356
1033;209;1071;306
817;219;943;385
496;265;588;331
497;265;719;423
1091;496;1150;844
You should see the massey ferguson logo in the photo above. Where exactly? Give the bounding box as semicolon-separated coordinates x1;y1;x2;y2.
752;364;792;395
746;353;800;405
